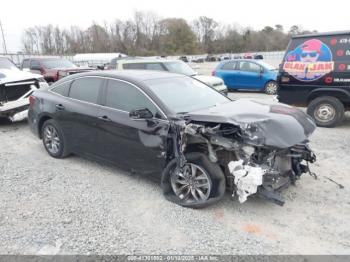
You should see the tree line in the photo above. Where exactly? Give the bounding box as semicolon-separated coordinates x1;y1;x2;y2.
21;11;317;56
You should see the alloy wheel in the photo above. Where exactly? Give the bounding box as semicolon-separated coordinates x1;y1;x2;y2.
170;163;212;203
43;125;61;155
265;82;278;95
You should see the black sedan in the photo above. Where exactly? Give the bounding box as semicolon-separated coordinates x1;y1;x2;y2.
28;70;316;208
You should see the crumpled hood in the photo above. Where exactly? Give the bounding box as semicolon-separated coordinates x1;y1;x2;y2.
0;69;42;84
187;99;316;148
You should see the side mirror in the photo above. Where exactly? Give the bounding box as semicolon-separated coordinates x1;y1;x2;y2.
129;108;154;120
260;67;265;74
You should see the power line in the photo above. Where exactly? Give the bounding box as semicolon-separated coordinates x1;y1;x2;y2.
0;20;8;54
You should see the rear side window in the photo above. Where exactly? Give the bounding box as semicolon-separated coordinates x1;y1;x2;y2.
123;63;145;70
239;61;261;73
221;61;236;70
51;81;71;96
69;77;103;104
105;79;158;116
145;63;165;71
22;60;30;69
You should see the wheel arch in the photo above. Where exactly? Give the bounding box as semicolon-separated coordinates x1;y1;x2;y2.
307;88;350;104
38;114;53;139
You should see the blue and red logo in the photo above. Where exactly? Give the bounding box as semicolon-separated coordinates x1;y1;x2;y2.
283;39;334;81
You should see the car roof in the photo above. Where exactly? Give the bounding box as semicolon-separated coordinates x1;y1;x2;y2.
117;58;180;64
218;59;275;68
220;59;263;64
23;57;66;61
54;70;185;85
292;30;350;39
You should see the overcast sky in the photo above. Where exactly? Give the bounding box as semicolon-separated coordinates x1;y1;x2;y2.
1;0;349;53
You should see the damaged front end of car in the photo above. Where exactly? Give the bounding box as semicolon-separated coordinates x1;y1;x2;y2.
162;99;317;207
0;78;47;121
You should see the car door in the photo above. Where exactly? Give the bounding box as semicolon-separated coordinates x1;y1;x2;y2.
96;78;170;176
64;76;105;155
236;61;263;89
215;61;238;89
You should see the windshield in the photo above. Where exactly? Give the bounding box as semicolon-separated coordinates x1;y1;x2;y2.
0;58;19;70
145;76;230;114
163;61;197;76
257;61;277;71
42;59;77;69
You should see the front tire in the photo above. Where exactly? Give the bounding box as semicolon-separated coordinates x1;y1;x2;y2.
41;119;69;158
161;152;226;208
264;81;278;95
307;96;344;128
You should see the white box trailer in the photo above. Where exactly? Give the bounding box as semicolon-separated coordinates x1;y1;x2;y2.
72;53;127;68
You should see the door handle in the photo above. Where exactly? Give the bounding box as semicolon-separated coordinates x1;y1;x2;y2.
55;104;65;110
98;115;111;122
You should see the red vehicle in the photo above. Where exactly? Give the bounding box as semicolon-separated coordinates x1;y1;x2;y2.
21;58;93;84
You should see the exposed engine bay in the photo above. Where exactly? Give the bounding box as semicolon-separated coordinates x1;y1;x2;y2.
163;100;317;207
0;79;39;121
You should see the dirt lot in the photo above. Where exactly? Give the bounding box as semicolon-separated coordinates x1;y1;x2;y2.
1;70;350;255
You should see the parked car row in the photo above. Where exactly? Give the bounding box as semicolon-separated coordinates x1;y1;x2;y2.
2;31;350;128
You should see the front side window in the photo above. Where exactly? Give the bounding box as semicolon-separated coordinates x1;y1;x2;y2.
69;77;103;104
163;61;196;76
42;59;76;69
30;60;41;70
145;63;165;71
105;79;159;117
221;61;237;70
239;61;261;73
22;60;30;69
122;63;145;70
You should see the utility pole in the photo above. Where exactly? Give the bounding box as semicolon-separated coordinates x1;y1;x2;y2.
0;20;8;54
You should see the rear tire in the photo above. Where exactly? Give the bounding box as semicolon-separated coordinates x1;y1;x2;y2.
41;119;69;158
307;96;344;127
161;152;226;208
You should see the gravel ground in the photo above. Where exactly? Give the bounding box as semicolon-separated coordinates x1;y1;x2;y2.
1;81;350;255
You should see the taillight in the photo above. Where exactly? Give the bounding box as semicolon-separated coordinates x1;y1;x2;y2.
211;70;216;76
29;95;36;106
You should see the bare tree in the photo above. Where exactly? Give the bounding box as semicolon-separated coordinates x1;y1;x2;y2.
21;12;316;55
